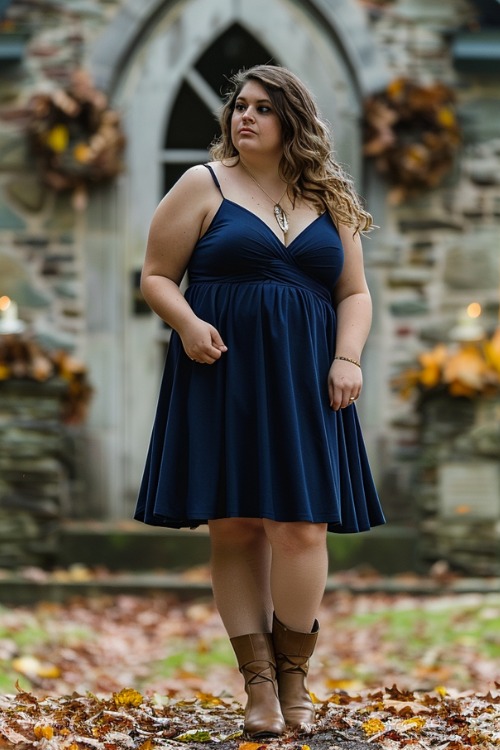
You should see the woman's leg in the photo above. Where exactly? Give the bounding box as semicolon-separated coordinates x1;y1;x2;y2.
263;520;328;728
263;520;328;632
209;518;284;737
208;518;272;637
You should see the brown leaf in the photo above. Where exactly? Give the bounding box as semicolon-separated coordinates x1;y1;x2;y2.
383;699;432;716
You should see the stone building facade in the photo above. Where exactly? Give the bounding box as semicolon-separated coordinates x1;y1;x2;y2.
1;0;499;571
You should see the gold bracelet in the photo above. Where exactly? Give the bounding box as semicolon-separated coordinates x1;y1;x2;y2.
334;355;361;368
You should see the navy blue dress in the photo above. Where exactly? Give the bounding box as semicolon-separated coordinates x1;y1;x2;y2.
134;165;385;533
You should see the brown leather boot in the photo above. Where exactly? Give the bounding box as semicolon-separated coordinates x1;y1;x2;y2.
272;614;319;728
230;632;285;738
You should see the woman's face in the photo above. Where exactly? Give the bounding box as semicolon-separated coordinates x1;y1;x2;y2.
230;80;283;159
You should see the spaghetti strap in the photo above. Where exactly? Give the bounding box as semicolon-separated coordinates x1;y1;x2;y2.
204;163;224;197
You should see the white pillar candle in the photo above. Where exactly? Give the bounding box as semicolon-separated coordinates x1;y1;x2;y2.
0;298;18;322
0;297;25;334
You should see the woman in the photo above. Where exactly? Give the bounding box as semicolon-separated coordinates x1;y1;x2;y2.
135;65;385;738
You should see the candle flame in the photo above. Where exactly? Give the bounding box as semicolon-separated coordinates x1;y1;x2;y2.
0;295;12;312
467;302;481;319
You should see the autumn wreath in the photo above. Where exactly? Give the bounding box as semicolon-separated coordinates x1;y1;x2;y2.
363;77;461;204
26;70;126;208
0;332;93;425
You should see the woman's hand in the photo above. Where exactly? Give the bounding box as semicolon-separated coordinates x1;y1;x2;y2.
328;358;363;410
179;317;228;364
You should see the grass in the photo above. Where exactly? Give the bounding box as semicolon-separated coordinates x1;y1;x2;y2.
0;605;97;696
336;599;500;689
153;637;235;678
350;605;500;657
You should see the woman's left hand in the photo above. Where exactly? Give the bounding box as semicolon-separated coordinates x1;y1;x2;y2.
328;358;363;410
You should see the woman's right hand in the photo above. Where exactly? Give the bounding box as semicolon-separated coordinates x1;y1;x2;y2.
179;317;228;364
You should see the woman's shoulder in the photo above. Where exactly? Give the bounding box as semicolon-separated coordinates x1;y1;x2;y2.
174;161;235;192
175;163;215;188
173;160;238;196
159;164;219;206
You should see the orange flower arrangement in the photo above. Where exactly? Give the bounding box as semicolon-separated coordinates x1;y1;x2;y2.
395;329;500;400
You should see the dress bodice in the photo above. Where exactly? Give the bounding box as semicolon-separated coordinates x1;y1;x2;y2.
188;200;344;304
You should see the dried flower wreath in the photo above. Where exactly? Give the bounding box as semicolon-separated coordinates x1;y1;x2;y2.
0;332;93;425
363;77;461;204
26;70;126;210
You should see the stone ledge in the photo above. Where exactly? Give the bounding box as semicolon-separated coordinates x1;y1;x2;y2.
0;571;499;606
57;522;420;576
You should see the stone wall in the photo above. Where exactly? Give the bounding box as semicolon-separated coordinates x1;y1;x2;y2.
0;1;121;566
1;0;500;572
0;0;121;353
362;0;500;571
0;379;79;567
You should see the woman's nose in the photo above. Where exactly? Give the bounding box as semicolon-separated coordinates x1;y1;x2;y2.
242;107;254;121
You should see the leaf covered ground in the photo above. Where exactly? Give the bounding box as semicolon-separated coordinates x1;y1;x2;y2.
0;586;499;748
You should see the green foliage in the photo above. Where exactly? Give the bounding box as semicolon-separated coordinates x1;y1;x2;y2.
351;605;500;656
153;638;235;678
326;534;363;563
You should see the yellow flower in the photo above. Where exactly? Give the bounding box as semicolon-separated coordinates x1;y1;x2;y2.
0;364;11;380
483;328;500;374
437;107;456;128
45;124;69;152
418;344;448;389
73;142;92;163
443;344;491;391
387;78;406;99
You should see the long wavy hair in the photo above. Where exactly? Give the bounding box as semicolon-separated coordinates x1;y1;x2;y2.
210;65;373;234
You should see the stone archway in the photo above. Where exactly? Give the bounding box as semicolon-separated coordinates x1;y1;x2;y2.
92;0;387;98
85;0;388;518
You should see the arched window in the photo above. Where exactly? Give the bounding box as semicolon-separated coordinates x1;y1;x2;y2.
162;23;277;192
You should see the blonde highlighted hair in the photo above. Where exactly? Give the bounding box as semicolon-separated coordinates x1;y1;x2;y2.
210;65;373;234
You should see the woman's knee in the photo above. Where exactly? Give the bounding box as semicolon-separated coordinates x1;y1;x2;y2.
263;520;327;555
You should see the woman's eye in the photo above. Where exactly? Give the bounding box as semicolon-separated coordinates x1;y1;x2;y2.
234;103;272;114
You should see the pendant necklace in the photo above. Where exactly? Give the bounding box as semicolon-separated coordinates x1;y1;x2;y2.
240;163;289;234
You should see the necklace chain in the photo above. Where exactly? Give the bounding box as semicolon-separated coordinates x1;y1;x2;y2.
240;162;289;234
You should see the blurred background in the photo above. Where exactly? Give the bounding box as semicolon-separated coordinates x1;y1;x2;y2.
0;0;500;585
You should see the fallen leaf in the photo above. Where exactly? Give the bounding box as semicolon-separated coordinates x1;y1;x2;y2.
113;688;143;707
175;728;213;742
12;655;61;679
362;717;386;735
384;700;432;716
34;724;55;739
400;716;426;731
